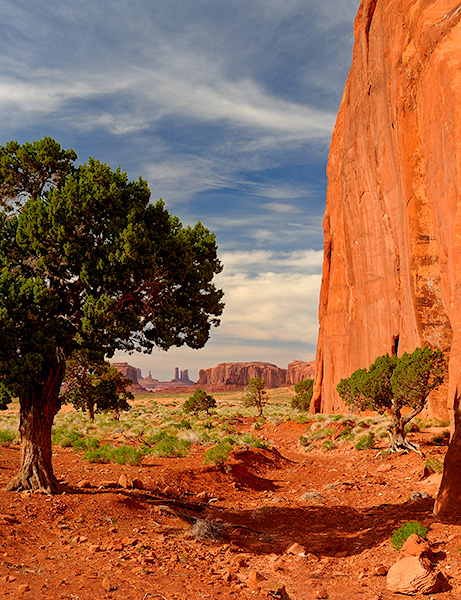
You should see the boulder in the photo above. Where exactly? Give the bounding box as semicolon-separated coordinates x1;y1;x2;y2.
387;556;439;594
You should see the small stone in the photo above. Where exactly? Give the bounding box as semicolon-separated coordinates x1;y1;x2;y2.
247;570;266;591
286;542;306;556
316;589;328;599
132;478;143;489
259;580;286;597
334;550;348;558
17;584;30;593
76;480;91;489
376;464;393;473
101;576;115;591
163;486;175;496
88;544;101;553
118;474;130;489
78;536;88;544
400;534;432;558
374;565;387;576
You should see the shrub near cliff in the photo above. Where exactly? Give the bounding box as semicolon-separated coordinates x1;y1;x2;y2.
337;347;446;453
0;137;224;492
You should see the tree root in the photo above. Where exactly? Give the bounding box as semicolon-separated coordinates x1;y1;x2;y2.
388;438;425;458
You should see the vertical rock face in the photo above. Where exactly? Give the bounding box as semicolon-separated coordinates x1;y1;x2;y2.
313;0;461;418
287;361;315;385
196;362;287;391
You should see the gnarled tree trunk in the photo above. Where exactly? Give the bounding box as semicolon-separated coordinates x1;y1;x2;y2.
6;360;65;493
388;402;424;455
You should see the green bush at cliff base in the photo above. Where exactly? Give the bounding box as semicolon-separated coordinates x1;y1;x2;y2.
391;521;428;551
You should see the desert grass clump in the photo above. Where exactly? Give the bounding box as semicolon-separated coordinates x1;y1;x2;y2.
148;431;190;458
0;430;16;445
71;436;101;451
204;441;233;466
191;518;225;541
425;456;444;473
355;432;375;451
52;426;84;448
391;521;428;551
83;444;146;465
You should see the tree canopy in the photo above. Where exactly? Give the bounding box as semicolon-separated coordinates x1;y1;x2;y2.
336;347;446;453
242;377;267;417
0;137;224;491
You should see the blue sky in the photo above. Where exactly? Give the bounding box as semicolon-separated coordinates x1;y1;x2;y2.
0;0;360;381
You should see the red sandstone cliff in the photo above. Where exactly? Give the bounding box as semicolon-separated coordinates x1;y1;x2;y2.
196;362;287;391
313;0;461;421
287;360;315;385
111;362;147;393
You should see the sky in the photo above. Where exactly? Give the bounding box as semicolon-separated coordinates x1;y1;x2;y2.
0;0;360;381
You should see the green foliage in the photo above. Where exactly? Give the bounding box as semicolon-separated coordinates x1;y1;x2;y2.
0;430;15;445
291;379;314;412
322;440;335;451
83;444;146;465
147;430;190;457
183;389;217;416
52;427;84;447
0;137;224;489
391;521;428;551
63;351;133;420
204;442;233;465
242;377;267;417
71;436;101;451
355;432;375;451
307;427;334;441
337;348;447;450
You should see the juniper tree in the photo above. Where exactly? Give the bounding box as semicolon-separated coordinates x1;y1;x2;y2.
336;347;446;453
0;137;224;492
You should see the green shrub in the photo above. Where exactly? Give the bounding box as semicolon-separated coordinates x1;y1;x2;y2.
355;432;375;451
339;425;354;442
83;444;146;465
204;442;233;466
299;434;310;447
148;431;190;457
391;521;428;551
173;419;192;430
0;430;15;445
322;440;335;451
183;389;216;415
72;436;101;451
307;427;334;441
291;379;314;412
52;427;84;447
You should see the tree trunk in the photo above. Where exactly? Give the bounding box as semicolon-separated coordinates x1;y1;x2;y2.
388;405;423;455
88;403;95;421
6;360;65;493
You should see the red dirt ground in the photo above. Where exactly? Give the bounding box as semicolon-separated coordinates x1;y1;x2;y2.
0;419;459;600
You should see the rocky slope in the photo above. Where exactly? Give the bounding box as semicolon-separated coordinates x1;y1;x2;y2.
313;0;461;420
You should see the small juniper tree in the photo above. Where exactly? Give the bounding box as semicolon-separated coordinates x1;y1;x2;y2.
62;352;133;421
337;347;446;453
183;388;216;416
291;379;314;412
242;377;267;417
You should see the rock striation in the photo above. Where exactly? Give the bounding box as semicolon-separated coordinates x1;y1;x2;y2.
313;0;461;420
196;362;287;391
